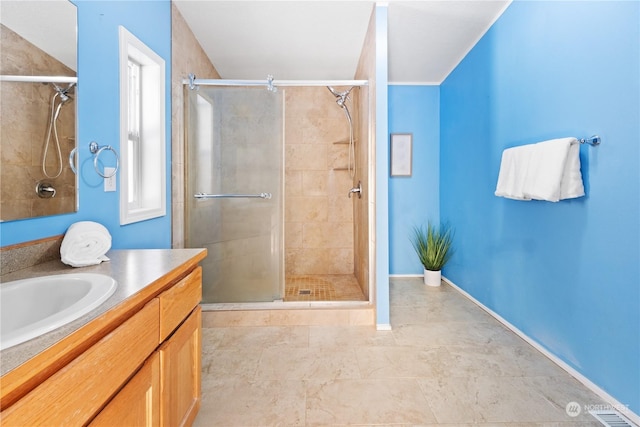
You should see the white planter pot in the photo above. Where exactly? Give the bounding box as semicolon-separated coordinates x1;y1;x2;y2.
423;269;441;287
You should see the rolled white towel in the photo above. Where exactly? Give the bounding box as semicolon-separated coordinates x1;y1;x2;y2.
60;221;112;267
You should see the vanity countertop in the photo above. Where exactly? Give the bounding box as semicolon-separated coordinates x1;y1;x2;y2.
0;248;207;377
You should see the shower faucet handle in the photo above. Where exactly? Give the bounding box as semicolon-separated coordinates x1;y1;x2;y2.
348;181;362;199
36;182;56;198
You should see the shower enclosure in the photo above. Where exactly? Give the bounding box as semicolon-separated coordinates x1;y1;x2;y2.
184;78;369;305
185;86;284;303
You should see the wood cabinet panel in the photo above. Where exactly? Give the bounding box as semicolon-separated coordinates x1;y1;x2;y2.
159;267;202;342
90;351;161;427
160;306;201;427
1;299;160;426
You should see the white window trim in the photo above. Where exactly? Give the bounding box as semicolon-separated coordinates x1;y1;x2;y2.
118;26;166;225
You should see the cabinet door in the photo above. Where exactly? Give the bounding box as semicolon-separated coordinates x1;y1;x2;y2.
0;300;160;426
160;306;201;427
90;352;161;427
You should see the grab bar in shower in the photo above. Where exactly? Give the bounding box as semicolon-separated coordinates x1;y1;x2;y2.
194;192;272;200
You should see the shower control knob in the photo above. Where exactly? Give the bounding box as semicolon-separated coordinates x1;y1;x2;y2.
36;182;56;198
348;181;362;199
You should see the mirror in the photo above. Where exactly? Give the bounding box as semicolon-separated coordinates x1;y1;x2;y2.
0;0;78;222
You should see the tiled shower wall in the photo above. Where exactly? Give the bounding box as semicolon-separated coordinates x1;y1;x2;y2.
284;87;356;276
353;8;376;299
0;25;76;221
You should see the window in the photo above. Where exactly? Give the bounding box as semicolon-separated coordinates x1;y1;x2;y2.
119;26;166;225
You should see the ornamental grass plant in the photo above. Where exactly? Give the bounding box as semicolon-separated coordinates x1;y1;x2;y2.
410;222;455;271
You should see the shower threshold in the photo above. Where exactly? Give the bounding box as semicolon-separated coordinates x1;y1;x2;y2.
201;300;371;311
200;300;374;327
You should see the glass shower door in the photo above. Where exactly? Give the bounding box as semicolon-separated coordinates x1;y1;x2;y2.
185;86;284;303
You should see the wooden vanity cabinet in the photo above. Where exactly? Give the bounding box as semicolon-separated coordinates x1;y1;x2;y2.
0;265;203;427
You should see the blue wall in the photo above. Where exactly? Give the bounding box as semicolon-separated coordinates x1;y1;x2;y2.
388;85;440;274
441;0;639;414
0;0;172;249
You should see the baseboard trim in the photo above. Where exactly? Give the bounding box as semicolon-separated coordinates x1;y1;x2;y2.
376;323;392;331
389;274;422;278
442;276;640;426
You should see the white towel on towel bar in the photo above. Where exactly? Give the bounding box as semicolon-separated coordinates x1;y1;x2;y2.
495;137;585;202
60;221;111;267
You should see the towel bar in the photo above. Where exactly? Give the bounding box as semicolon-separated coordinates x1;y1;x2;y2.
578;135;601;146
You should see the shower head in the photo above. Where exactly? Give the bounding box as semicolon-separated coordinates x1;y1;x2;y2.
52;82;75;103
327;86;354;108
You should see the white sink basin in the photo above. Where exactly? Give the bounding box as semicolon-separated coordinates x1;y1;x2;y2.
1;273;117;350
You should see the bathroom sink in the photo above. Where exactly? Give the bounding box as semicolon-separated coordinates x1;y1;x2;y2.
0;273;117;350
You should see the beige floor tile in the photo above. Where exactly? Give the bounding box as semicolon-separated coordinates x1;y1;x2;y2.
195;379;306;426
356;345;448;379
308;325;396;348
390;304;432;325
439;344;565;378
201;327;227;350
415;424;601;427
305;379;437;425
202;348;261;380
217;325;310;349
195;278;615;426
417;376;581;424
392;321;519;348
522;375;609;424
255;346;361;380
424;298;495;324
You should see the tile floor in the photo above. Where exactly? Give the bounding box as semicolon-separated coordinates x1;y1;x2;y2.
195;277;607;426
285;274;367;302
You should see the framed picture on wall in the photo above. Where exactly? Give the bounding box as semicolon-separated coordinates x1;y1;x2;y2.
390;133;412;176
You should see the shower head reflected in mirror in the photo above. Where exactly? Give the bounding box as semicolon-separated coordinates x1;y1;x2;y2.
52;82;75;103
42;82;76;178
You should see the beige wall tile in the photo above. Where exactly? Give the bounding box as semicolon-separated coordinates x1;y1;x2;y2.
302;170;328;196
328;195;354;223
285;170;302;196
285;222;303;249
286;248;353;275
302;222;354;249
285;144;327;171
285;196;328;222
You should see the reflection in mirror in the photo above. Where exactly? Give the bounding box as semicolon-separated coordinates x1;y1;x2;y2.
0;0;78;222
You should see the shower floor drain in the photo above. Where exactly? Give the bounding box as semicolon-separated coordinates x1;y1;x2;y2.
298;289;311;295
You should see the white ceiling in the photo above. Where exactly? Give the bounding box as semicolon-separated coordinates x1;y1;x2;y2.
0;0;77;71
174;0;511;84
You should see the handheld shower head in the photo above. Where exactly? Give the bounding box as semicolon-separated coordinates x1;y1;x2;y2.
327;85;357;178
52;82;75;103
327;86;354;108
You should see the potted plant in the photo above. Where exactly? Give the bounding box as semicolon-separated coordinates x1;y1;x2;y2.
410;222;455;287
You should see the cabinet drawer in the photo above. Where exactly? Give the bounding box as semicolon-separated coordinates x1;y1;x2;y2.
159;267;202;342
1;299;160;426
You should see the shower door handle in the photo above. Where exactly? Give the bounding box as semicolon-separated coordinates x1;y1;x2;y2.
194;192;272;200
